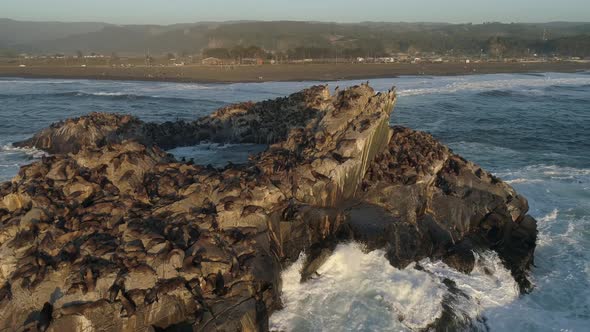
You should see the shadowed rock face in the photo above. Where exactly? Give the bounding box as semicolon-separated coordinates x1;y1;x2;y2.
1;85;537;331
359;127;537;289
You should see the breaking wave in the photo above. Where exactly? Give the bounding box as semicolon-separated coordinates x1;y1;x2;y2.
68;91;199;103
496;165;590;185
0;91;223;105
394;76;590;97
270;243;518;331
0;78;80;84
0;144;46;159
0;145;46;182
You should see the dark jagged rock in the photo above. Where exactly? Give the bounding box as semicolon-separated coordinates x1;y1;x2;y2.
14;85;332;153
1;85;537;331
358;126;537;291
13;113;146;154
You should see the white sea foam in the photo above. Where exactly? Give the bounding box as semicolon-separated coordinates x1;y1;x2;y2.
505;178;544;184
539;165;590;177
0;79;80;84
0;145;47;181
539;209;559;222
0;144;46;158
270;243;519;332
86;91;126;96
497;165;590;183
167;83;215;90
393;76;590;97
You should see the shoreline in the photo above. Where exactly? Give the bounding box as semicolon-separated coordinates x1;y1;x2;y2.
0;62;589;84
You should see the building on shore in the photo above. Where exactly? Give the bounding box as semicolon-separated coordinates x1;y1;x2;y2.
202;57;223;65
241;58;264;65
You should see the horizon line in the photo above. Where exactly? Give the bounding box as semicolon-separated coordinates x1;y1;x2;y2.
2;17;590;26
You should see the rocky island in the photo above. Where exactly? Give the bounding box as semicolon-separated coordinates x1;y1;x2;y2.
0;84;537;331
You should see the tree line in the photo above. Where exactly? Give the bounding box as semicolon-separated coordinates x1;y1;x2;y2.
200;35;590;61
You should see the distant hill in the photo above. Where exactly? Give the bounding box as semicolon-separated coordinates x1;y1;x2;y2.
0;18;111;44
1;19;589;57
30;23;216;55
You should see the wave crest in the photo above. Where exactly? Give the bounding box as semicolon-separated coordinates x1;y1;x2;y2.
270;243;518;331
396;76;590;97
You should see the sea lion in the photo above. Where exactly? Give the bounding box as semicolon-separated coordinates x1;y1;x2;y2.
118;170;136;184
59;242;79;262
311;170;331;181
213;270;225;296
0;282;11;303
10;262;38;281
182;255;201;276
37;302;53;332
240;205;264;217
108;277;125;302
144;278;187;305
83;267;96;293
66;281;87;295
331;152;347;163
30;265;47;289
112;156;123;170
58;299;110;316
165;248;185;270
223;200;234;211
119;291;136;317
144;286;158;305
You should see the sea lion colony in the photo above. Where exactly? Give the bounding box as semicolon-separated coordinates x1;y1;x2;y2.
0;84;537;331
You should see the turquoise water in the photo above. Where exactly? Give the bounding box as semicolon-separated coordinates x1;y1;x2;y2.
1;72;589;331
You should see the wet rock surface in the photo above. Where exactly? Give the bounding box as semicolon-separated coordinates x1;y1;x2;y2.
1;84;536;331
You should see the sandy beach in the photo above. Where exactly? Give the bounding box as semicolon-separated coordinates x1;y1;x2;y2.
0;62;588;83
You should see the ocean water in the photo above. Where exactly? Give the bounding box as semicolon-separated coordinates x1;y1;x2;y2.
0;72;589;331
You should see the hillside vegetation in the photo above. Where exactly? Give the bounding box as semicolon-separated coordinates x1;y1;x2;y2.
1;19;589;57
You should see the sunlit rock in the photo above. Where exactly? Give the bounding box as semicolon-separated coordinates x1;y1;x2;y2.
0;84;536;331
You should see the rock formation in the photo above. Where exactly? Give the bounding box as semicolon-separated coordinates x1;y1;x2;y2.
1;84;537;331
13;85;331;152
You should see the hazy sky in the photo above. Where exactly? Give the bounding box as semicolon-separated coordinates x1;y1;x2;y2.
2;0;589;24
